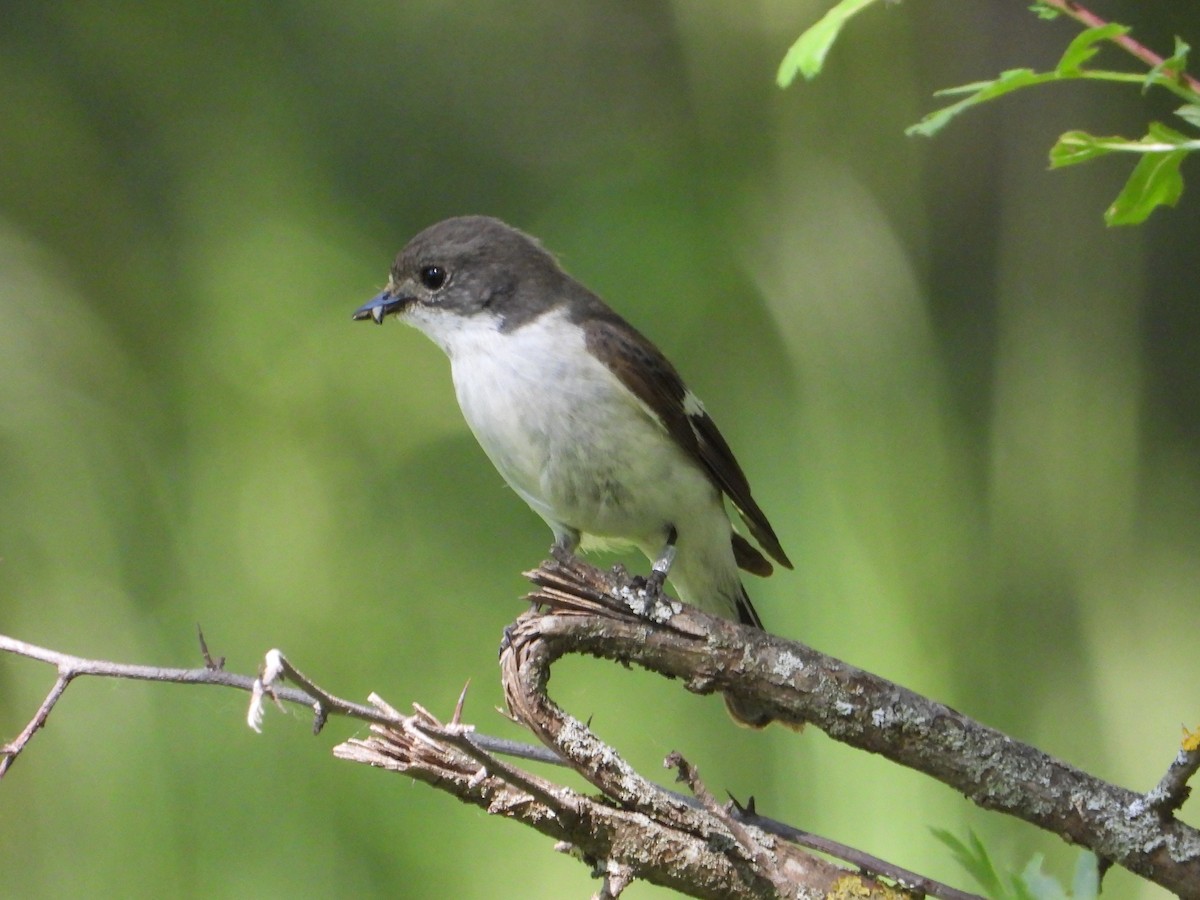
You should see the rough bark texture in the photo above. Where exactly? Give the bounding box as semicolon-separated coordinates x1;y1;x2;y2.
8;555;1195;896
335;700;907;898
515;556;1200;897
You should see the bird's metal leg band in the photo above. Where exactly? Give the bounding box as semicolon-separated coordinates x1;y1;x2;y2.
648;526;678;590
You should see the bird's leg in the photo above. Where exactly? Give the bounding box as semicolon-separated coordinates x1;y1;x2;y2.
522;529;582;641
644;525;678;598
550;527;581;564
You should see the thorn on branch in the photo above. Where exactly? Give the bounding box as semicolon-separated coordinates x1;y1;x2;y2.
196;624;224;670
452;680;471;726
666;752;780;887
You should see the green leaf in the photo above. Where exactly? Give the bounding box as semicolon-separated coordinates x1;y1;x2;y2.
1147;120;1196;144
1147;36;1192;90
932;830;1106;900
1049;131;1122;167
907;69;1050;138
1070;853;1101;899
1056;24;1129;77
776;0;882;87
931;828;1008;897
930;78;1010;98
1019;854;1068;900
1106;145;1187;225
1029;1;1061;20
1176;103;1200;130
1166;36;1191;71
1051;123;1200;169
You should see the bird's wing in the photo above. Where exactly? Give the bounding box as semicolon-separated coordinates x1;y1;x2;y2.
583;317;792;572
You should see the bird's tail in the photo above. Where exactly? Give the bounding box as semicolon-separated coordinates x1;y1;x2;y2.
724;584;776;728
733;584;763;630
725;695;775;728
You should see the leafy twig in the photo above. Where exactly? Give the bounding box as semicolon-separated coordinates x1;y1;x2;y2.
780;1;1200;224
1035;0;1200;96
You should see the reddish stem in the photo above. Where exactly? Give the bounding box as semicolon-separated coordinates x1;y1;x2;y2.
1041;0;1200;95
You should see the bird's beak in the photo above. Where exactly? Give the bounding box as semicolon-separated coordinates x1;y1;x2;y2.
352;290;409;325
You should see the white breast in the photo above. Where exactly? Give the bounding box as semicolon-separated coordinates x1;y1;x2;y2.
402;302;744;617
423;308;705;543
450;309;596;515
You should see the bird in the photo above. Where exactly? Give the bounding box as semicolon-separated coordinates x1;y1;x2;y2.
353;215;791;725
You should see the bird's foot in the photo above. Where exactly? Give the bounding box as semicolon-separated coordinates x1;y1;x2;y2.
644;526;678;599
498;623;516;657
626;527;680;623
549;536;581;567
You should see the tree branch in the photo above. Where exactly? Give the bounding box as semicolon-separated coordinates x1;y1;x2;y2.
514;555;1200;896
0;633;562;774
3;627;970;896
0;633;325;776
334;687;917;898
5;554;1196;896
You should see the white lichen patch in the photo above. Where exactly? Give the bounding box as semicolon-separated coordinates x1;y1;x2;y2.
622;587;683;623
770;650;805;679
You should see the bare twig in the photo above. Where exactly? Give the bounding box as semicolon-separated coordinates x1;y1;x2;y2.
0;671;70;778
0;634;321;777
0;634;555;772
733;806;981;900
1141;740;1200;820
665;752;783;893
339;689;910;898
336;699;779;898
415;716;570;815
266;638;978;898
1097;737;1200;884
2;623;978;896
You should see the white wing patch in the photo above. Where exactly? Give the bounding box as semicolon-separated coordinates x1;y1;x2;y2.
682;390;706;418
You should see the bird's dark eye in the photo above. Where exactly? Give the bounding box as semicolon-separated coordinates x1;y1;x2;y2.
419;265;447;290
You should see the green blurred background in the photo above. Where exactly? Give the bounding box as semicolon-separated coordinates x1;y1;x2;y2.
1;1;1197;897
